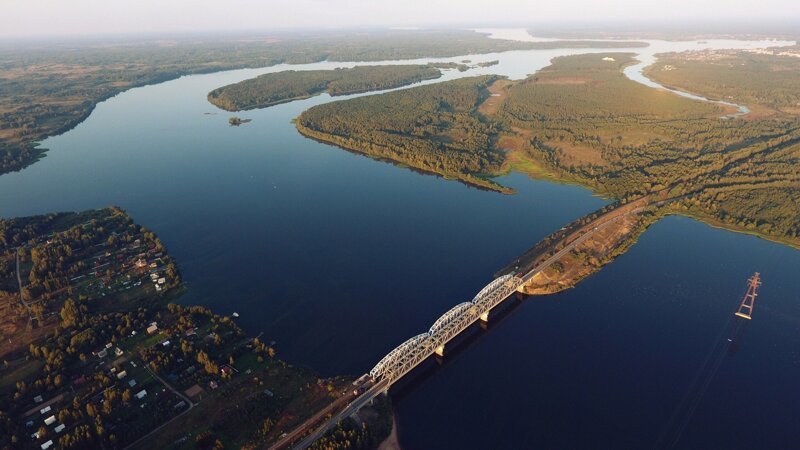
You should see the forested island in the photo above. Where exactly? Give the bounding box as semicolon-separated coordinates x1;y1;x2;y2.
0;29;645;177
208;65;443;111
0;208;391;450
295;53;799;248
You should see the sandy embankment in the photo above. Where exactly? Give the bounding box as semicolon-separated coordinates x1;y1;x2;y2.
378;415;401;450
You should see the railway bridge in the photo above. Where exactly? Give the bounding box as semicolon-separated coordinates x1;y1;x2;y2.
279;200;652;449
368;273;525;386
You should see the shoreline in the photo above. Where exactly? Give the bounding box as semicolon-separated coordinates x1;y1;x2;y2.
295;121;514;194
378;414;401;450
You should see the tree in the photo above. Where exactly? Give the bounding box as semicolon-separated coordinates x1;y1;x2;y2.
31;303;45;323
60;298;80;328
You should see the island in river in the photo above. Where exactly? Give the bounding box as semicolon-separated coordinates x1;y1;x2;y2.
208;65;444;111
0;29;645;177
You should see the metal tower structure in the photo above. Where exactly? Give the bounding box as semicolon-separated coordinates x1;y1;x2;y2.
734;272;761;320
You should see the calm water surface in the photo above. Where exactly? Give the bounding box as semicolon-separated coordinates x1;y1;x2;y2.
1;32;798;448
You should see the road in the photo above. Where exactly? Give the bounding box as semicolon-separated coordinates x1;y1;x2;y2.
520;205;644;284
122;364;195;450
267;379;388;450
15;247;33;320
275;201;652;449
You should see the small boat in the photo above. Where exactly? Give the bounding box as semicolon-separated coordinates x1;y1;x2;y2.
232;312;239;318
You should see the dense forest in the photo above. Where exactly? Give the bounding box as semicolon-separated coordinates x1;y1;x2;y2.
645;48;800;114
297;75;510;192
496;53;799;244
297;53;799;246
208;65;443;111
0;29;644;176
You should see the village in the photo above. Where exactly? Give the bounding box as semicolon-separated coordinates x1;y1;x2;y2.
0;208;354;450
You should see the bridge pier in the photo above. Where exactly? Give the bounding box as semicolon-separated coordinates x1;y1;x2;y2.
479;311;490;323
434;344;445;357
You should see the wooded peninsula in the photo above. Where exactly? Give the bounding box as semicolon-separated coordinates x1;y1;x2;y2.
295;53;799;248
0;29;645;177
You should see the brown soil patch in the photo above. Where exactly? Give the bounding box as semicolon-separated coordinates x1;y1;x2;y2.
496;134;526;152
520;213;642;295
478;79;513;116
546;140;607;167
534;76;592;85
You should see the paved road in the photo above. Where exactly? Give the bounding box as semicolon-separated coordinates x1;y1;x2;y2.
276;380;390;450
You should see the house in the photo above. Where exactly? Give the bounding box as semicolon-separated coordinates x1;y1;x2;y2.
41;440;54;450
128;379;137;388
184;384;204;399
135;390;147;400
44;415;56;426
115;347;124;357
602;56;616;61
208;380;218;390
146;323;158;335
157;277;166;285
33;395;43;403
96;349;108;359
40;405;51;415
162;340;171;347
220;366;232;376
54;424;65;434
174;401;186;409
116;370;127;379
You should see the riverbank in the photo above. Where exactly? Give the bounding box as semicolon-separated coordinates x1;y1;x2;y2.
378;416;401;450
295;121;514;194
0;208;392;450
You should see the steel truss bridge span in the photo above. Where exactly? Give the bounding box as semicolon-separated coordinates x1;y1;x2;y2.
369;274;524;385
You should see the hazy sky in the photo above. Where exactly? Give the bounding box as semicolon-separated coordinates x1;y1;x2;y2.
2;0;798;38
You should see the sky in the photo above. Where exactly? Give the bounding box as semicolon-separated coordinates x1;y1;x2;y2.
2;0;798;38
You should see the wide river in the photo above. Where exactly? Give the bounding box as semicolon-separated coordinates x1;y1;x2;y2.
2;30;799;448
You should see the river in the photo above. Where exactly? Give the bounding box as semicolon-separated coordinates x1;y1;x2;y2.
1;30;799;449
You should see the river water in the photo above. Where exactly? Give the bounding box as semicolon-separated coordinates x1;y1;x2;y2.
2;30;799;449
